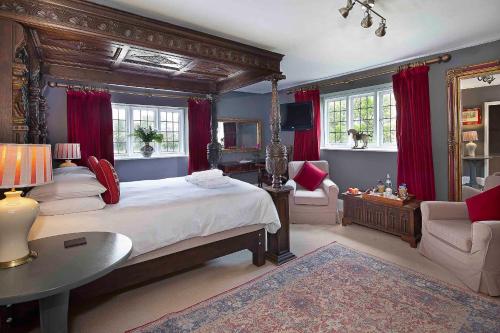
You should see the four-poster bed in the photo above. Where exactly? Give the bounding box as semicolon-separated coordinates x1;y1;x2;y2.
0;0;292;326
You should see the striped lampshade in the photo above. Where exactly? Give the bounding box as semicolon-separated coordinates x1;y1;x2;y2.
0;144;53;189
54;143;81;160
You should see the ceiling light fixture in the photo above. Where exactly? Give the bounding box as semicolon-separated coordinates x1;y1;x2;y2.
338;0;388;37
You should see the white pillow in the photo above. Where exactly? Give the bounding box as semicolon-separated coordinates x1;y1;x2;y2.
53;166;95;176
39;196;106;216
27;173;106;202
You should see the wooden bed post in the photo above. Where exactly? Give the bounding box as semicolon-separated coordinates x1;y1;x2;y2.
266;73;287;188
207;94;222;169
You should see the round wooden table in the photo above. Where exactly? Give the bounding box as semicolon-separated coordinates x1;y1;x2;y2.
0;232;132;333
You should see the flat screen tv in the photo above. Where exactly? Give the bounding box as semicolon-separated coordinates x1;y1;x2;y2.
280;101;313;131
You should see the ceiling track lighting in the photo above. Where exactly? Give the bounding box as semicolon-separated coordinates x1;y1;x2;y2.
338;0;388;37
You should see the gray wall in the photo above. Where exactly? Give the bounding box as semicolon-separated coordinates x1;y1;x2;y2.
275;39;500;199
45;88;270;182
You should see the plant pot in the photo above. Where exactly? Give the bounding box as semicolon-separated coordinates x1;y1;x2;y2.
140;142;154;158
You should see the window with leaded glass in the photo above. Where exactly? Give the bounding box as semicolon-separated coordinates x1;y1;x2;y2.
322;84;397;150
111;103;185;158
112;106;128;155
159;110;181;153
379;90;397;145
327;98;348;144
350;94;375;143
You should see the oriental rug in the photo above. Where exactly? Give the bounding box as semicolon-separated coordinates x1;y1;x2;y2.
127;242;500;333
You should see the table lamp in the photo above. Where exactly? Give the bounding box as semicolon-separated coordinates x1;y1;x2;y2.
0;144;53;268
463;131;478;157
54;143;81;167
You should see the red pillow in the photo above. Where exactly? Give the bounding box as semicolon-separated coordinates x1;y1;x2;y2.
95;159;120;204
87;156;99;174
465;185;500;223
293;161;328;191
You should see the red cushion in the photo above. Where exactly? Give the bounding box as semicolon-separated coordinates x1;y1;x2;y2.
293;161;328;191
87;156;99;174
466;185;500;223
96;159;120;204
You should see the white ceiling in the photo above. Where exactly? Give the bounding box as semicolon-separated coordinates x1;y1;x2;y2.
90;0;500;93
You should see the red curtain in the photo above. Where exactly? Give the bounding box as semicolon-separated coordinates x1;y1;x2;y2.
188;98;211;174
293;89;321;161
393;66;435;200
67;90;114;166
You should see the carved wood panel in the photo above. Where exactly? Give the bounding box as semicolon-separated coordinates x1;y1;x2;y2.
0;0;284;94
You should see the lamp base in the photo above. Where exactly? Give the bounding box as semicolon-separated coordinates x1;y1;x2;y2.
59;160;77;167
465;141;477;157
0;250;38;269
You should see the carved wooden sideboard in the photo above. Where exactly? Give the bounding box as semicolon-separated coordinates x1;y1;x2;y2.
341;194;422;248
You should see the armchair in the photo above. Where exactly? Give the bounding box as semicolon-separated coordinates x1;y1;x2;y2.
285;161;339;224
419;201;500;296
462;173;500;201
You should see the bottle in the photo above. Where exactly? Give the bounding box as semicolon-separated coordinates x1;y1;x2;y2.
385;173;392;192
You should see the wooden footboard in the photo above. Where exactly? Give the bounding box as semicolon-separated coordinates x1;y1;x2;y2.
71;228;266;300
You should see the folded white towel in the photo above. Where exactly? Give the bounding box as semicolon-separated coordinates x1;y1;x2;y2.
190;169;223;180
185;175;232;189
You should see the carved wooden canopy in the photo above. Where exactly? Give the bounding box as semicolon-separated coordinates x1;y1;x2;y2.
0;0;283;93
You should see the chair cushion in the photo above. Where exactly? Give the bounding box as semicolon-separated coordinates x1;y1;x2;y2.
427;219;472;252
293;161;328;191
466;185;500;222
96;159;120;204
294;188;329;206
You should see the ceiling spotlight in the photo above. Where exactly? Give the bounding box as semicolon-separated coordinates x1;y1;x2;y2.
361;11;373;28
375;20;387;37
364;0;375;8
338;0;355;18
338;0;387;37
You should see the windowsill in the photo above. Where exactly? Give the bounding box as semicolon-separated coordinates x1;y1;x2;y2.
321;146;397;153
115;154;188;161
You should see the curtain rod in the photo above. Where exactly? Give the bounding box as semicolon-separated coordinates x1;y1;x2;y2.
286;54;451;94
46;81;207;100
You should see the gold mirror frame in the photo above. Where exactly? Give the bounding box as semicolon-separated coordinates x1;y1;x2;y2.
217;118;263;153
447;59;500;201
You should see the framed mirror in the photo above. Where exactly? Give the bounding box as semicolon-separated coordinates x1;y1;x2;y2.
217;118;262;153
447;60;500;201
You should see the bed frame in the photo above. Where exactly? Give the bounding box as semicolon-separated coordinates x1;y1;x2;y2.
72;229;266;300
0;1;291;330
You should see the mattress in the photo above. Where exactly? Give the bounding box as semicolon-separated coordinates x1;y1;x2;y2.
29;177;280;259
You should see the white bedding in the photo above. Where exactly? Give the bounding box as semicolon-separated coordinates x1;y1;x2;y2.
29;177;281;258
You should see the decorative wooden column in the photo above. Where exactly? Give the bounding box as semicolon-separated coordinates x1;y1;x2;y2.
264;73;295;265
265;73;288;188
207;94;222;169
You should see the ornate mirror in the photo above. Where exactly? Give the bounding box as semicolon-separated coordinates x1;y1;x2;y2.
447;60;500;201
217;118;262;153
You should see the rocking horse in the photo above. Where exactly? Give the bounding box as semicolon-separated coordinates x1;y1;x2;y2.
347;129;370;149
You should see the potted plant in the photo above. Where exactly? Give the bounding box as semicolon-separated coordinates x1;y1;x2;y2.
132;126;163;158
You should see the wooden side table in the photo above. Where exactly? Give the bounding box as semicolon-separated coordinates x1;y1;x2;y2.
264;185;296;265
0;232;132;333
341;194;422;248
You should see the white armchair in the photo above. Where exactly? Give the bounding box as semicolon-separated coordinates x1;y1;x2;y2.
285;161;339;224
419;201;500;296
462;173;500;201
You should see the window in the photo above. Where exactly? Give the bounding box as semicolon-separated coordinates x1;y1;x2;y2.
112;103;185;158
323;84;397;150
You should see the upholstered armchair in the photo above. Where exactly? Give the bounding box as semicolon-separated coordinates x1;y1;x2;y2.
285;161;339;224
419;200;500;296
462;173;500;201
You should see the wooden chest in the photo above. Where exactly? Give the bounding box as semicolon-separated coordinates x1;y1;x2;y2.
341;194;422;248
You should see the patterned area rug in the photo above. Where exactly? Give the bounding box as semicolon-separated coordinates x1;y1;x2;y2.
127;243;500;333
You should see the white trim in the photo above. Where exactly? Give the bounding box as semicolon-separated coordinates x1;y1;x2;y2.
112;102;187;159
321;83;397;151
483;101;500;176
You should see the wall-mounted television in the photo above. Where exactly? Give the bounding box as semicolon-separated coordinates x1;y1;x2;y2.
280;101;313;131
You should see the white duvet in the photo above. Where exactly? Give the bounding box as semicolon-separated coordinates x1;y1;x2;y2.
29;177;281;258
